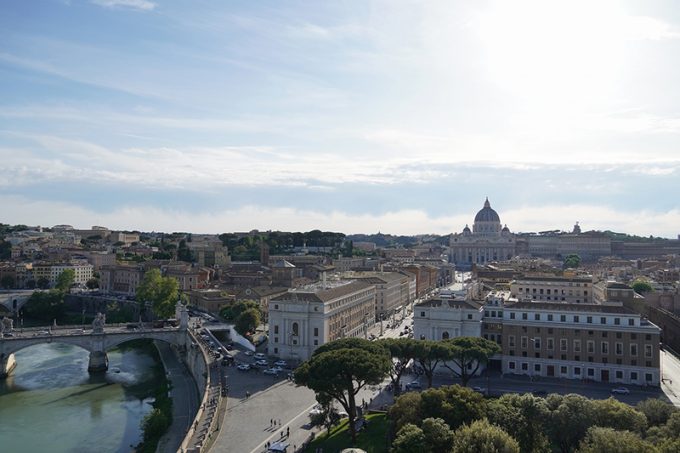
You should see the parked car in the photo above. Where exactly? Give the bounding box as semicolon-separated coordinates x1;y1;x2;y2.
271;366;284;373
263;368;279;376
237;364;251;371
472;386;486;394
255;359;268;367
405;381;422;390
611;387;630;395
254;352;266;360
274;360;287;367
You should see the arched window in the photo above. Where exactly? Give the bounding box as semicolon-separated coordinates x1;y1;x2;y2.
292;322;299;336
442;331;450;340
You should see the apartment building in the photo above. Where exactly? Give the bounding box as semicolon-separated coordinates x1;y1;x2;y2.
267;280;376;361
510;275;593;304
348;271;410;322
99;264;145;295
502;302;661;385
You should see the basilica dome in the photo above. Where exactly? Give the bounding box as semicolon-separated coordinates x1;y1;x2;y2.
474;198;500;223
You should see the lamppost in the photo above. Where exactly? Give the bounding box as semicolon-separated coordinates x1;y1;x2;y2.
379;313;384;336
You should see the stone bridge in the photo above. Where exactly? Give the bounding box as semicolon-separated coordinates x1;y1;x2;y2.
1;306;190;377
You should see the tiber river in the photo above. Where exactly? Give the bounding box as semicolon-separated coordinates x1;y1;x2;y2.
0;341;164;453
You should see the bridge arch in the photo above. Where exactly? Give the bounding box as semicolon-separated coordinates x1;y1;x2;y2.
1;336;96;356
103;332;181;351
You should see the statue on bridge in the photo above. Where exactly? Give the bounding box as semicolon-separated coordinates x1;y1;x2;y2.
92;312;106;333
0;316;13;334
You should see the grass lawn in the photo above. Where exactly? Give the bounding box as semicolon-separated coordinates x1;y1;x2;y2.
303;413;390;453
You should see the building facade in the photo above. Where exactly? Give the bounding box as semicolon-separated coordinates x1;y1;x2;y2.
413;296;483;341
510;275;594;304
501;302;661;385
267;280;376;361
449;199;516;268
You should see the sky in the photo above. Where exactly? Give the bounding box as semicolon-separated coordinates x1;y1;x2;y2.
1;0;680;237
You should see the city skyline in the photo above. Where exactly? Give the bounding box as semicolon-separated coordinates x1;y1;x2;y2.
2;1;680;236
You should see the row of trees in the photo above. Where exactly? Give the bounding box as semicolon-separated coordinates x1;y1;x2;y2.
294;337;500;444
23;269;76;321
390;386;680;453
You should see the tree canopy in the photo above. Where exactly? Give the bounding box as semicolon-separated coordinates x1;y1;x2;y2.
563;254;582;269
136;268;179;319
632;280;653;294
55;269;75;292
443;337;501;386
451;419;520;453
294;337;391;443
377;337;421;395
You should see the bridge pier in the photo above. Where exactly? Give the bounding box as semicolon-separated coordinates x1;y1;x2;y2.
88;351;108;373
0;352;17;378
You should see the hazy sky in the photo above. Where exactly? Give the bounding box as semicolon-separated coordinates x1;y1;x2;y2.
2;0;680;236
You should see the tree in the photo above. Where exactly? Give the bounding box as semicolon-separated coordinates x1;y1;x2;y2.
294;338;391;444
389;391;424;432
419;385;487;431
576;427;657;453
421;417;455;453
234;308;260;337
36;277;50;289
637;398;676;427
378;338;420;395
488;393;550;453
1;275;15;289
443;337;501;386
545;394;596;453
136;269;179;319
24;290;65;322
55;269;76;292
86;278;99;290
414;340;451;388
632;280;653;294
220;299;260;321
563;254;581;269
592;398;647;433
393;423;427;453
451;419;520;453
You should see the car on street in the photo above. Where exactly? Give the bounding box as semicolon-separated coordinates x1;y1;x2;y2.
472;386;486;394
271;366;284;373
405;381;422;390
611;386;630;395
254;352;266;360
237;364;251;371
255;359;268;367
274;360;287;367
263;368;279;375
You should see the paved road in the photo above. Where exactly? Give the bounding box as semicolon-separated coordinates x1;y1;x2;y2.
155;341;200;453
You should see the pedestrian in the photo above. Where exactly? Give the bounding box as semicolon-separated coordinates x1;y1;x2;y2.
281;430;284;438
287;426;290;437
270;418;273;427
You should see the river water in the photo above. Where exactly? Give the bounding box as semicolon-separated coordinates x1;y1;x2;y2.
0;342;163;453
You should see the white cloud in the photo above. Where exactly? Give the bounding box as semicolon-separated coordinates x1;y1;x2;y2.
91;0;156;11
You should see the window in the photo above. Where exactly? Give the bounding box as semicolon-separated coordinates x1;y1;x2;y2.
614;318;620;325
509;361;516;370
646;373;653;382
574;340;581;352
560;315;566;322
274;304;279;310
560;338;568;352
645;344;653;358
467;314;473;320
521;363;528;371
646;334;652;341
522;313;528;320
547;338;554;350
587;341;595;353
574;315;580;323
574;367;581;376
274;337;278;343
631;344;638;356
274;325;279;334
629;319;635;326
521;336;528;349
534;364;541;372
631;371;638;381
602;332;608;338
292;322;299;336
561;366;568;374
616;370;623;379
533;338;541;349
442;331;450;340
509;335;516;347
600;317;606;324
587;316;592;324
548;314;554;321
616;332;622;339
588;368;594;377
314;327;319;336
274;347;278;353
534;313;540;321
631;333;637;340
510;312;516;319
615;342;623;355
420;311;425;317
313;340;318;346
601;342;609;354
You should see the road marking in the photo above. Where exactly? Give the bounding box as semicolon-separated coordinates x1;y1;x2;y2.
248;401;319;453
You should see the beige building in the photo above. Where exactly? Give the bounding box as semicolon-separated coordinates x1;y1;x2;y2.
502;301;661;385
100;264;145;295
110;231;140;246
510;275;594;304
235;285;288;322
267;280;376;361
413;296;483;341
347;271;411;322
